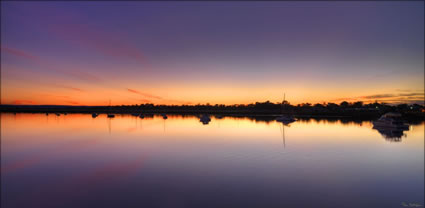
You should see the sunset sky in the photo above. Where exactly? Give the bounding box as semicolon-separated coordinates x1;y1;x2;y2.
1;1;424;106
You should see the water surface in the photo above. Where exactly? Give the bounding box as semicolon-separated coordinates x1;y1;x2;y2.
1;113;424;208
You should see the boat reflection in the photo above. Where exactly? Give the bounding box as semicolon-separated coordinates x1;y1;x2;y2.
278;122;292;149
373;127;406;142
372;113;410;142
200;114;211;125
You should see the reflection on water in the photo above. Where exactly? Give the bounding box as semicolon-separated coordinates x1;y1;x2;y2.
1;113;424;208
278;122;291;149
373;127;407;142
371;112;410;142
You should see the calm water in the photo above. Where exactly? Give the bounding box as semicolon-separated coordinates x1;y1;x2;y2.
1;113;424;208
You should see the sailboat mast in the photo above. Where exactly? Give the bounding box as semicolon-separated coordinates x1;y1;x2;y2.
109;99;111;114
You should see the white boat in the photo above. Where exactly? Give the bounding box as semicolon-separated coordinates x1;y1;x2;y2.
372;112;409;130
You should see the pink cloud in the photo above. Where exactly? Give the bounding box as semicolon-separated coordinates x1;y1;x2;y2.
48;23;146;65
2;46;103;83
1;46;39;61
9;5;147;66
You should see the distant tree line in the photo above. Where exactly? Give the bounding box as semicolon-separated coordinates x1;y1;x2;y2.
109;100;424;118
1;101;424;119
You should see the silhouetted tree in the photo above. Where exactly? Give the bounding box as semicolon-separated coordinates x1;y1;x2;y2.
326;102;339;110
352;101;363;108
340;101;349;108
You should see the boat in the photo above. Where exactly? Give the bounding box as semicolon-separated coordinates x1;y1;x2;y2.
131;113;139;116
162;113;168;119
200;114;211;125
92;113;98;118
55;113;60;116
276;93;296;124
139;114;145;119
107;99;115;118
276;115;296;123
372;112;409;130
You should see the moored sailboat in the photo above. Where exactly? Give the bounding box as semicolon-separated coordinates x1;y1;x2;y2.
276;93;296;124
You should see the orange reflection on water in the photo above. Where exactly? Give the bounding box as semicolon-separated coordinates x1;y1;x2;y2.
1;113;423;145
1;113;424;208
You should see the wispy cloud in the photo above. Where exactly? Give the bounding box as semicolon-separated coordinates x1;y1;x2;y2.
1;46;39;61
332;92;424;104
126;88;192;104
12;100;36;105
39;94;71;99
398;93;424;97
136;99;152;103
359;94;397;99
49;84;85;92
68;87;83;92
395;89;424;92
127;88;162;99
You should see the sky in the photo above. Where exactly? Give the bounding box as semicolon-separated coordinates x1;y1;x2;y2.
1;1;424;106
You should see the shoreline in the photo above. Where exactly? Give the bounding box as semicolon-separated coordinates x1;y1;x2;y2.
1;111;424;123
1;104;424;121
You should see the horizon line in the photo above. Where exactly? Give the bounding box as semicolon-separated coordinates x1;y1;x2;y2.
1;101;424;107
